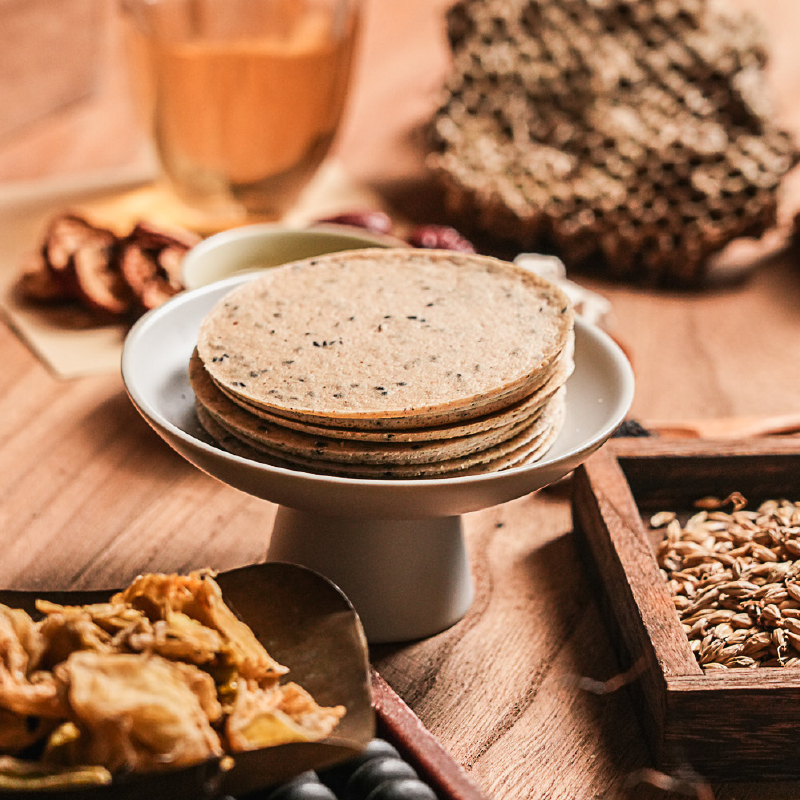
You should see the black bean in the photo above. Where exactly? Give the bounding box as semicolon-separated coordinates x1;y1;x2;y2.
254;771;335;800
365;778;438;800
270;783;338;800
317;739;401;795
612;418;652;437
361;740;402;760
343;757;418;800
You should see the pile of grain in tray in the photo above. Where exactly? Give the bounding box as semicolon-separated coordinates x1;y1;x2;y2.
652;493;800;670
428;0;800;285
191;248;574;479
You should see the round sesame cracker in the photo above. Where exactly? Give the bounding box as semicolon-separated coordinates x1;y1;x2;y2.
191;338;572;443
194;390;565;479
192;349;556;465
196;249;573;427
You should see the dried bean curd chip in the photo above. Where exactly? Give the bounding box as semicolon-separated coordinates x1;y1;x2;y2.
52;651;224;773
226;681;345;751
0;756;112;790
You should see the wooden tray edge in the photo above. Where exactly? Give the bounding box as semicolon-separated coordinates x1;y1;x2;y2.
370;667;491;800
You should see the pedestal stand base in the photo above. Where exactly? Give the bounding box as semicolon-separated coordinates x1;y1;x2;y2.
268;507;474;643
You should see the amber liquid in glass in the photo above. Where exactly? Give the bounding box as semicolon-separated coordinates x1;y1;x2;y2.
130;4;358;215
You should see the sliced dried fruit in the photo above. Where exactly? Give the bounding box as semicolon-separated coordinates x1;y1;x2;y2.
0;570;349;787
128;220;202;252
72;243;132;318
36;600;146;636
112;570;288;681
36;606;115;670
119;222;199;312
42;214;117;299
118;243;161;300
406;224;475;252
17;252;65;303
42;215;108;273
148;612;225;666
18;214;200;320
0;605;65;720
138;272;183;311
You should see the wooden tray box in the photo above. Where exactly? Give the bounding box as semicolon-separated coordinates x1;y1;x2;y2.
572;438;800;782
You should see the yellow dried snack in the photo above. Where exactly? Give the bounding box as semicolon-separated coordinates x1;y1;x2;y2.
0;570;346;788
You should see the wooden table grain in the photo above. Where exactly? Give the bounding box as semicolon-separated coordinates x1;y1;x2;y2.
3;2;800;798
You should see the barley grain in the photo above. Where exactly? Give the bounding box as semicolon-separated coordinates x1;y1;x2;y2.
653;496;800;671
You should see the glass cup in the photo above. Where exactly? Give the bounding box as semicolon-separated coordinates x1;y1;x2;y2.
120;0;360;218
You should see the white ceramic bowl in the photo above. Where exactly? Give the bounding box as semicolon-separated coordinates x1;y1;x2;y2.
181;222;407;289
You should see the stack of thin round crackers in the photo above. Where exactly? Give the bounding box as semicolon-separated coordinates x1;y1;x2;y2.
190;249;574;479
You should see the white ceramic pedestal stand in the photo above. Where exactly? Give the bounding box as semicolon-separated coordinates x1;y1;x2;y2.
269;510;471;643
122;274;634;643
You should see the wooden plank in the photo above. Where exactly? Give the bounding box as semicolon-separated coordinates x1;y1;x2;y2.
572;448;699;767
5;2;800;796
667;673;800;781
612;437;800;510
0;0;102;139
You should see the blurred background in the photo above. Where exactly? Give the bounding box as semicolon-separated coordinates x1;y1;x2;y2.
1;1;799;214
0;0;451;199
3;0;800;260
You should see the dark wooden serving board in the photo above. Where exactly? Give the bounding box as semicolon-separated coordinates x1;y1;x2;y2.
571;437;800;783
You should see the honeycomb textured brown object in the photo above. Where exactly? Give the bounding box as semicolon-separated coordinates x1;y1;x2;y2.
428;0;800;284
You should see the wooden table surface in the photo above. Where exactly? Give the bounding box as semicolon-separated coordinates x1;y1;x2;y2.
3;2;800;798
